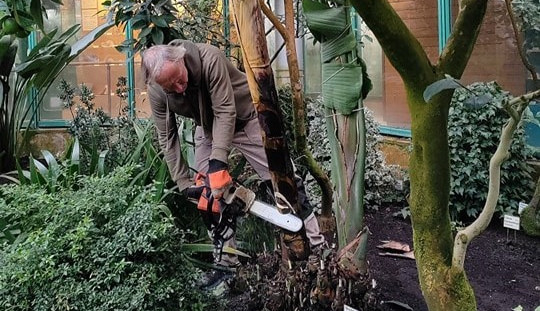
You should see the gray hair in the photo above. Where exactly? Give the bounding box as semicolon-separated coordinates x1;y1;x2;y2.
141;45;187;84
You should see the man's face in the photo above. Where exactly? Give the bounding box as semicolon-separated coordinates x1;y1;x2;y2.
155;60;189;94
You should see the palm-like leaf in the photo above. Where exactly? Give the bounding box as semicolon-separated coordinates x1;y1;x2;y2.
0;12;114;174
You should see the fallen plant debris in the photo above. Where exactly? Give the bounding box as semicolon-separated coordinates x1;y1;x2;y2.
225;244;379;310
377;240;415;260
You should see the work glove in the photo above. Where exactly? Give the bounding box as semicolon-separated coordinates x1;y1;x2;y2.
183;175;205;200
181;173;219;213
207;159;232;200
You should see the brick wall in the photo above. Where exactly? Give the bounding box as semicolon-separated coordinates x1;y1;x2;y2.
381;0;526;127
461;0;526;95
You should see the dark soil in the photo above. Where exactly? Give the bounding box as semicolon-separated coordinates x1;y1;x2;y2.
366;206;540;311
226;206;539;310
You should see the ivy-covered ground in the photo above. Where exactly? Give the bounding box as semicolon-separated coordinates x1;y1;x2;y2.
366;206;540;311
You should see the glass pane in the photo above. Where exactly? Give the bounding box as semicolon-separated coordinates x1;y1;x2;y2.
304;36;322;95
40;0;128;122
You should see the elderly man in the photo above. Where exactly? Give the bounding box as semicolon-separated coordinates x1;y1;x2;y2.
141;39;324;288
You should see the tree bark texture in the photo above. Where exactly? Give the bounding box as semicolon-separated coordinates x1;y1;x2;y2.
230;0;310;260
350;0;490;310
259;0;334;218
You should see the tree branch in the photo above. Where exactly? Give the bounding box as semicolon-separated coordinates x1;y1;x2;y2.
438;0;489;77
350;0;435;87
260;0;334;216
504;0;539;89
259;0;289;40
452;89;540;269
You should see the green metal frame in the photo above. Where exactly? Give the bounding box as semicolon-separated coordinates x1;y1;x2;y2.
126;21;136;117
379;126;411;138
27;31;39;129
347;8;412;138
30;0;435;140
438;0;452;53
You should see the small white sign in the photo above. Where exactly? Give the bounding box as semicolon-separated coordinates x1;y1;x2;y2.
518;202;528;215
344;304;359;311
503;215;520;230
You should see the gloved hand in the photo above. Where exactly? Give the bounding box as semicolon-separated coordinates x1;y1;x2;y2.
207;159;232;200
181;173;221;214
183;184;205;200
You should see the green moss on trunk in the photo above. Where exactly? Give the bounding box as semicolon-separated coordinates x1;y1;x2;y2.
408;90;477;310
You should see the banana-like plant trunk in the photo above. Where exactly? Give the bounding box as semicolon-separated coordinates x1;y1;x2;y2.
303;0;370;287
230;0;310;261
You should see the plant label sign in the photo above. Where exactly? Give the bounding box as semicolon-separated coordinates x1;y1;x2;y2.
518;202;528;215
503;215;520;230
344;305;359;311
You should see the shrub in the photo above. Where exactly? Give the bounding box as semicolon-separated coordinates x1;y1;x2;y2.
448;82;535;221
59;78;140;172
0;166;213;311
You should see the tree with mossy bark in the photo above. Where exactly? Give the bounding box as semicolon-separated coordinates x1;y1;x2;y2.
349;0;539;310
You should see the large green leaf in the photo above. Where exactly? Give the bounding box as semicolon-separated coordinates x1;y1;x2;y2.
151;15;168;28
41;149;59;188
69;14;114;58
151;26;164;45
15;54;56;78
321;30;357;63
302;0;348;41
27;28;58;58
97;150;109;177
423;76;464;102
322;63;363;115
31;44;71;89
0;39;17;77
30;0;44;32
68;138;80;175
0;35;14;61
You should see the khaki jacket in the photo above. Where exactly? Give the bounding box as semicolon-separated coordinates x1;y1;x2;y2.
148;40;256;190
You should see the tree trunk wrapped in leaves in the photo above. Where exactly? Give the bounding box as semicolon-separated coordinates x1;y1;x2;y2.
230;0;310;261
303;0;372;281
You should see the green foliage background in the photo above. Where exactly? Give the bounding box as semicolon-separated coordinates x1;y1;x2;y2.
448;82;535;220
0;166;212;311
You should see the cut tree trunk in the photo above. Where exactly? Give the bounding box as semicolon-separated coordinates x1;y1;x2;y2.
258;0;334;229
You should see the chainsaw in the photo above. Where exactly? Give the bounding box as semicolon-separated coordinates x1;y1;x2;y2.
186;182;303;261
